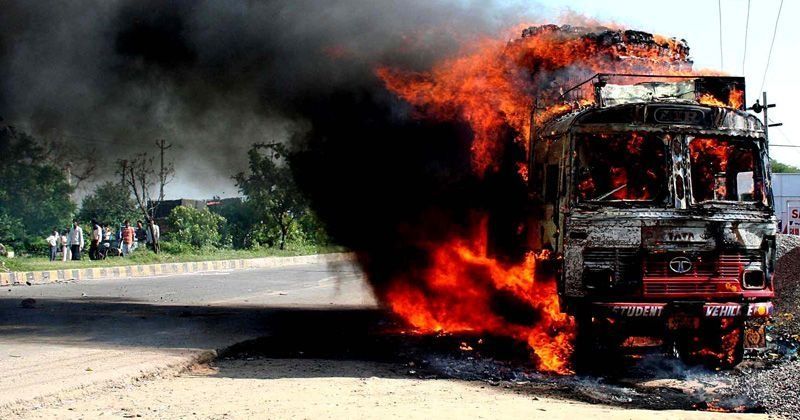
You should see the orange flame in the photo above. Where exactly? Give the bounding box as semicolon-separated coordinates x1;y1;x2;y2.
373;24;713;374
697;88;744;109
377;25;694;174
384;217;575;374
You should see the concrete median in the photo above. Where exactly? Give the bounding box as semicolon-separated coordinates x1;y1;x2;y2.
0;253;354;286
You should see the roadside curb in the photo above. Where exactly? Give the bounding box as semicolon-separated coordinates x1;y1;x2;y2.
0;253;354;286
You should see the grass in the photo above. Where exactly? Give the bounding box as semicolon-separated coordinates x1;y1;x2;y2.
0;244;345;273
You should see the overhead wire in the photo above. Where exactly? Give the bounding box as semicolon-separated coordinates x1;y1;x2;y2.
760;0;784;93
742;0;751;75
718;0;724;70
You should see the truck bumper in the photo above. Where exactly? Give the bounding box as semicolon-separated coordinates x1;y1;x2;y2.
592;301;773;319
591;301;773;349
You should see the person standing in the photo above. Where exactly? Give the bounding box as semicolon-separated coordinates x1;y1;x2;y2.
135;220;147;252
120;220;135;257
61;229;70;261
146;219;161;254
89;219;102;260
46;230;59;262
68;220;84;261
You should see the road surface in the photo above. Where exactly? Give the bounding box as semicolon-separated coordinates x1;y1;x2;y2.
0;261;374;414
0;261;762;419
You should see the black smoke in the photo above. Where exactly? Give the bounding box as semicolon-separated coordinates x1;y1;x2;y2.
0;0;544;298
0;0;535;197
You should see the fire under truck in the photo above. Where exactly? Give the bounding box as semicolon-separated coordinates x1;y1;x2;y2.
527;74;776;368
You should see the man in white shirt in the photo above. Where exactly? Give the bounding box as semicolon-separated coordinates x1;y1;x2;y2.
68;220;84;261
46;230;59;262
89;220;103;260
146;219;161;254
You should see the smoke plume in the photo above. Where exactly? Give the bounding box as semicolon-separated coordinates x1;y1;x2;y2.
0;0;535;196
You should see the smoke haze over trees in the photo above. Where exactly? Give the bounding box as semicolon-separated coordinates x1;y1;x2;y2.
0;0;536;198
0;126;75;250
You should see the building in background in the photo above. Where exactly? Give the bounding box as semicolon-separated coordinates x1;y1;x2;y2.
206;197;243;208
773;173;800;233
148;199;208;222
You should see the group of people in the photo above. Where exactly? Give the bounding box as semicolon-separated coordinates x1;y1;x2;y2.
45;219;160;261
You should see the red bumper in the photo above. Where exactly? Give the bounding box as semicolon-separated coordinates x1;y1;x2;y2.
594;301;774;318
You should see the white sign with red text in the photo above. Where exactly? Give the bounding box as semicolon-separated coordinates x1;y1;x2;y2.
788;204;800;235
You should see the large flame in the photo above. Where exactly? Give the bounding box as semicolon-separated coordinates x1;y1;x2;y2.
373;24;709;374
384;217;574;373
377;24;695;174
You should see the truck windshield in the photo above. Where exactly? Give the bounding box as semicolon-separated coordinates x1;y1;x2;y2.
689;137;758;203
575;132;668;202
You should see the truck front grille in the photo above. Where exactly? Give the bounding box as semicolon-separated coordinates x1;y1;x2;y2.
583;248;640;290
644;252;761;278
643;251;763;297
644;282;717;294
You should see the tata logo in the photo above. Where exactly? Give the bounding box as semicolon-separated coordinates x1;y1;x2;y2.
669;257;693;274
666;232;695;241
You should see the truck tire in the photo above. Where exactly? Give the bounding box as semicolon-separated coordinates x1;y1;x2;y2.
573;311;624;373
674;319;744;369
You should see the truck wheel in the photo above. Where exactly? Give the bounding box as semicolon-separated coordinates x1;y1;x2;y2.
717;320;745;369
573;313;623;374
573;313;594;373
674;320;744;369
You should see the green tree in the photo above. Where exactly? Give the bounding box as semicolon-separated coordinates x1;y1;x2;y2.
234;143;308;250
771;159;800;173
0;213;25;250
78;181;138;224
208;198;257;249
167;205;226;249
0;126;75;250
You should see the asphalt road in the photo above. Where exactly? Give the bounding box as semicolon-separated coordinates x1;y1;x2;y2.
0;261;767;419
0;261;377;413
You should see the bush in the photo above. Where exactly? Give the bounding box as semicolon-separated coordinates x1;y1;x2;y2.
158;240;196;255
167;206;226;249
209;198;257;249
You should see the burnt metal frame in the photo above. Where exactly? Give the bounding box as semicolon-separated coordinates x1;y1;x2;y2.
558;73;745;108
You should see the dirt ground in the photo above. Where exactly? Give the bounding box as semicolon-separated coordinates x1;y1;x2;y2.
13;358;762;420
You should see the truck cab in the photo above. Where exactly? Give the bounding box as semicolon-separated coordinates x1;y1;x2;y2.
528;74;776;367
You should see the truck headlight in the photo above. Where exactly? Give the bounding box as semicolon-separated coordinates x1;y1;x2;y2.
742;269;766;289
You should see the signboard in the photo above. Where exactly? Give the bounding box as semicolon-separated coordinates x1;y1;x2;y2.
787;203;800;235
652;107;706;125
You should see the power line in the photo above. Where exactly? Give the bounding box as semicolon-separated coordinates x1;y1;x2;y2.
766;117;798;150
718;0;724;69
742;0;751;75
760;0;784;93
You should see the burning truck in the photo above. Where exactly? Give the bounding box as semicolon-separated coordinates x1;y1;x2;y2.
362;25;778;372
526;74;775;368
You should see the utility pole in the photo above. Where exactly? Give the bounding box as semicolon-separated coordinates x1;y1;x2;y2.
750;92;782;143
119;159;129;186
155;139;172;201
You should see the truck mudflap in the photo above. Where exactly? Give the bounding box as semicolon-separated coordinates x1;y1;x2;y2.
592;301;773;349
